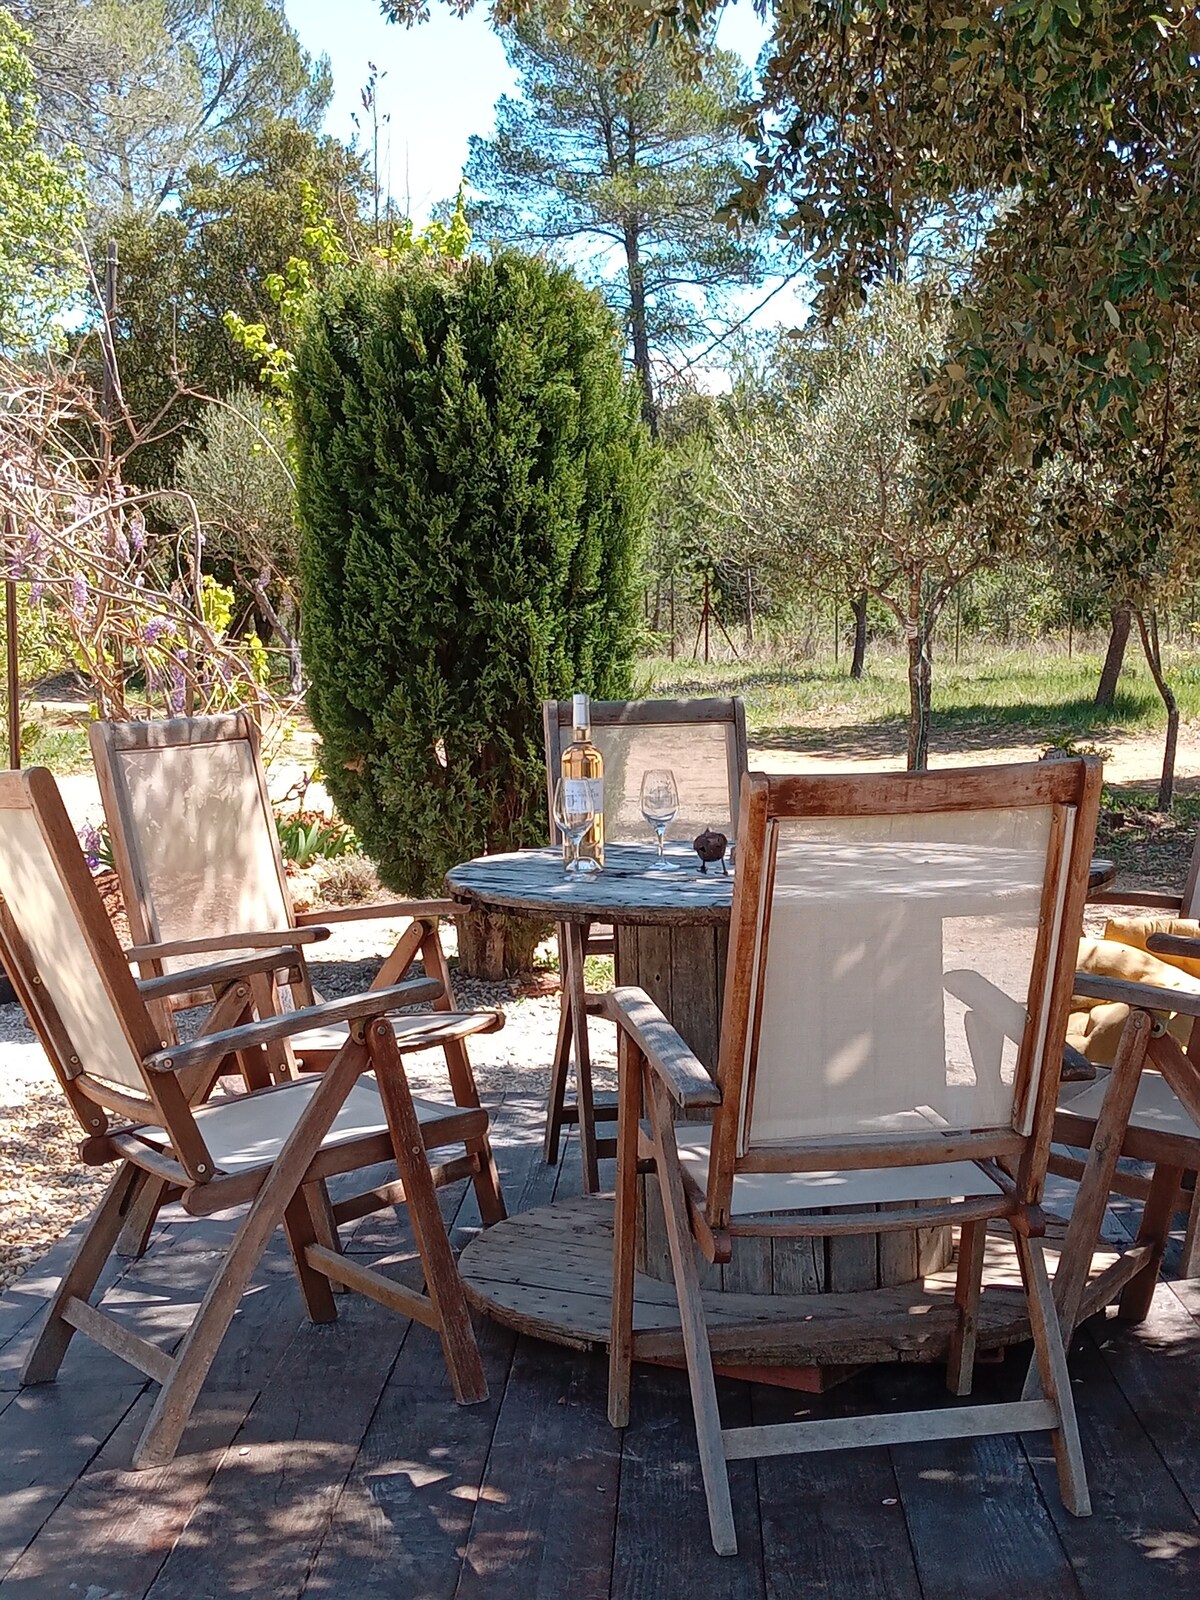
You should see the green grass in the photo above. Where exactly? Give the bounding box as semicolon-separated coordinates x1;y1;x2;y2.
645;643;1200;757
18;722;92;774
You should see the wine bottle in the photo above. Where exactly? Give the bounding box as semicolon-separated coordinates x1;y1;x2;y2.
560;692;605;869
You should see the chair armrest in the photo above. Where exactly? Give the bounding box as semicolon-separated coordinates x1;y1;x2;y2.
1147;932;1200;963
599;985;721;1110
144;977;445;1073
126;926;331;963
1088;890;1185;910
1073;971;1200;1019
294;899;461;926
136;949;307;1002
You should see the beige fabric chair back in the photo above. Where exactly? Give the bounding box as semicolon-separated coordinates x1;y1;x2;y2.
543;698;748;844
709;761;1102;1217
1181;830;1200;917
0;769;158;1097
90;714;294;973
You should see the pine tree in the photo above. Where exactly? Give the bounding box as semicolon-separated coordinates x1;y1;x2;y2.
463;8;771;431
294;250;648;969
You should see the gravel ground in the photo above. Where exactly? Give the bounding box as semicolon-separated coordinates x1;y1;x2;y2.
0;916;614;1293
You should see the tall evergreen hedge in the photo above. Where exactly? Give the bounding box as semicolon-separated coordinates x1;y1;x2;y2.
294;251;648;901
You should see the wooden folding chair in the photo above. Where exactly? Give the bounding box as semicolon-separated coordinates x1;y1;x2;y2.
541;697;748;1190
89;713;468;1064
1049;947;1200;1338
605;760;1103;1555
1052;829;1200;1283
0;767;506;1469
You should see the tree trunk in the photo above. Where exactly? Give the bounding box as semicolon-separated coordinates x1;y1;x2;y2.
1135;608;1179;810
850;593;868;679
1095;601;1132;708
253;579;303;696
624;226;656;434
906;627;932;771
456;907;547;981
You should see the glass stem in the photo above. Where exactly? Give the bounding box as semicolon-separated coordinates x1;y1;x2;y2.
656;824;665;864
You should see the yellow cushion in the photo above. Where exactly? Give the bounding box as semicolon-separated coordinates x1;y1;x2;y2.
1104;917;1200;980
1078;936;1200;996
1070;937;1200;1065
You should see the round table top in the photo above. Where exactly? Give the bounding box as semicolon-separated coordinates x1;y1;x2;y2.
447;844;733;926
445;845;1118;928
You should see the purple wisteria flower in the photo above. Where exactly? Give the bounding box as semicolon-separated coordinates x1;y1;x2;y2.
143;618;167;646
128;511;147;552
77;823;105;873
69;574;88;616
167;650;187;714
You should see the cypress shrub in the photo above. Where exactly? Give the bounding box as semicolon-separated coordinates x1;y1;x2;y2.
294;251;647;970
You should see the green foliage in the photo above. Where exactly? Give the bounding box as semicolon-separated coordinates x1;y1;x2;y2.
0;11;86;351
87;116;370;488
463;6;771;421
0;585;74;686
16;0;331;217
707;284;1030;767
294;250;649;894
173;390;296;601
275;808;358;867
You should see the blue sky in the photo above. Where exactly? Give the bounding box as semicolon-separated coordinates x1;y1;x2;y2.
283;1;809;364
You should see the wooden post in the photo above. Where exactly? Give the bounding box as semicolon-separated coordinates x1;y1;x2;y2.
954;589;961;666
100;239;119;440
5;577;18;769
669;576;676;661
3;511;18;769
1067;592;1074;660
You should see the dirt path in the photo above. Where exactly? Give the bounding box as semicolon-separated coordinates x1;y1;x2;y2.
749;727;1199;788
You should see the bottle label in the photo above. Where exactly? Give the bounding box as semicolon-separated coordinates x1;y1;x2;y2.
563;777;604;813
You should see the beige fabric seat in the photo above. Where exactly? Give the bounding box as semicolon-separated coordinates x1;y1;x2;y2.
290;1010;501;1059
131;1074;483;1177
1059;1068;1200;1143
673;1124;1003;1214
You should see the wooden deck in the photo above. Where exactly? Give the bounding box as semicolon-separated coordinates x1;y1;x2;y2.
2;1095;1199;1599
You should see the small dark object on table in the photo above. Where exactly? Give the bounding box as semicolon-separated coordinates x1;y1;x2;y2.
692;827;728;874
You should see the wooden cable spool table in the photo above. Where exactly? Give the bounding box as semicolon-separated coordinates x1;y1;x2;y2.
447;844;1119;1382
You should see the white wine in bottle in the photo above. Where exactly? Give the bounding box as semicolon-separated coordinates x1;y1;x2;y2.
560;692;605;869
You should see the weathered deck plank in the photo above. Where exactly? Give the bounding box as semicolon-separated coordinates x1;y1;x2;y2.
752;1377;923;1600
611;1367;764;1600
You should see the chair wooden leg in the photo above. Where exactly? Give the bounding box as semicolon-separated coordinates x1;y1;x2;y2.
608;1035;642;1429
648;1076;737;1556
306;1179;348;1291
284;1184;339;1323
1016;1230;1091;1518
947;1218;987;1397
565;920;600;1194
22;1163;146;1385
1052;1007;1153;1340
544;959;573;1165
1117;1161;1184;1323
115;1172;170;1260
418;924;506;1227
133;1039;372;1468
367;1018;487;1405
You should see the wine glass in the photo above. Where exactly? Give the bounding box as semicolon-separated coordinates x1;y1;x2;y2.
640;768;680;873
553;778;599;876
